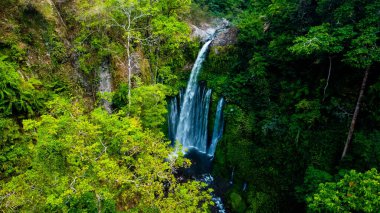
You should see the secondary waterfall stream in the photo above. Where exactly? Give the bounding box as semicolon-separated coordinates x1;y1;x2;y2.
168;25;227;212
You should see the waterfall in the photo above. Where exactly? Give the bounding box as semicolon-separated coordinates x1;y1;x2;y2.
168;21;229;213
168;36;225;157
208;98;225;156
168;96;179;143
170;40;214;154
99;61;112;113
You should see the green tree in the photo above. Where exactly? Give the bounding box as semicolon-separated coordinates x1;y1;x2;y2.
0;97;212;211
308;169;380;212
0;118;32;180
129;84;169;129
200;0;380;211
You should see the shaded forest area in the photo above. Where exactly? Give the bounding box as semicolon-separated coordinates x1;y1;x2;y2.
196;0;380;212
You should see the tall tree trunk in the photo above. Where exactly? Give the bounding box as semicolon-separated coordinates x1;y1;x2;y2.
127;13;132;110
341;66;370;159
323;56;332;101
127;34;131;109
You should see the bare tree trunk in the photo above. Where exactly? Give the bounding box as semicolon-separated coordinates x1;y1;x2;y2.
323;56;332;101
155;45;160;84
341;66;370;159
126;12;132;110
127;34;131;109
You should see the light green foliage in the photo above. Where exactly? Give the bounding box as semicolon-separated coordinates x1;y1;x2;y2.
0;118;32;180
151;15;191;82
74;32;111;75
75;0;193;87
289;24;344;55
156;0;191;17
0;0;214;212
308;169;380;212
0;97;212;211
129;84;169;129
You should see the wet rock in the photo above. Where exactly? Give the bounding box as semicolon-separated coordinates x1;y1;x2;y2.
190;18;237;47
212;27;238;46
98;60;112;113
190;24;212;43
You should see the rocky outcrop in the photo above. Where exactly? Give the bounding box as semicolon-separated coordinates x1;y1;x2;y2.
113;48;151;87
212;27;238;46
190;18;237;47
98;60;112;113
190;24;216;43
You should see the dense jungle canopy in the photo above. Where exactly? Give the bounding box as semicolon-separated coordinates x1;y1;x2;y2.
0;0;379;212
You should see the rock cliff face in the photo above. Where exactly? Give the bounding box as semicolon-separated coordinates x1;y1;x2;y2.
212;27;238;46
190;18;237;47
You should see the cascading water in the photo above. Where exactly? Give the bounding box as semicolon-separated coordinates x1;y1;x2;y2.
168;23;228;212
168;41;225;155
172;40;214;154
208;98;225;157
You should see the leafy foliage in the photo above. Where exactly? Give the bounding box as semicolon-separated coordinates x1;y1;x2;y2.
200;0;380;211
0;118;31;180
0;97;212;211
0;0;379;212
129;84;169;129
0;1;214;212
0;55;45;117
308;169;380;212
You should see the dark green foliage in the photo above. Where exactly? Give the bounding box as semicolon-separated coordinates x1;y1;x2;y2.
246;189;278;213
0;55;45;117
74;31;112;75
112;83;129;110
349;131;380;170
295;166;333;202
200;0;380;211
193;0;246;16
229;192;246;213
66;192;116;213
